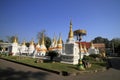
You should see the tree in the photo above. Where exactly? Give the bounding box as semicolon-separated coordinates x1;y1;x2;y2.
46;51;59;61
92;36;110;48
0;40;4;43
111;38;120;56
26;42;30;47
37;30;51;49
6;36;18;43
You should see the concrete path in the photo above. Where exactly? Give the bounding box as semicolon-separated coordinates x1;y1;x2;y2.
0;57;120;80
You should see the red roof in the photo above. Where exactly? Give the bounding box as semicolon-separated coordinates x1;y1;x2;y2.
76;42;91;49
76;41;105;49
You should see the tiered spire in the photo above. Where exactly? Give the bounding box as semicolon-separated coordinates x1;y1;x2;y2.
58;33;62;44
30;39;34;45
13;37;17;43
54;36;57;47
57;33;62;49
90;42;94;49
41;33;45;45
68;20;73;39
22;40;26;46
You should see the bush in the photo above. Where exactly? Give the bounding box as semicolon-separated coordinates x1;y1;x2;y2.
46;51;59;61
89;54;101;58
83;55;94;61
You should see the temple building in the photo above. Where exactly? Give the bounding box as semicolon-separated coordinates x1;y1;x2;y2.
0;21;106;64
11;37;19;56
49;33;63;56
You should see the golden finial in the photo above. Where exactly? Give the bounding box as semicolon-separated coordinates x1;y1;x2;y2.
41;33;45;45
68;20;73;38
37;39;40;45
30;38;34;45
58;33;62;44
13;36;17;43
22;40;26;45
54;36;57;46
91;42;94;47
52;33;56;42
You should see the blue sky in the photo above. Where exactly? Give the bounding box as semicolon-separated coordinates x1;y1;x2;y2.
0;0;120;43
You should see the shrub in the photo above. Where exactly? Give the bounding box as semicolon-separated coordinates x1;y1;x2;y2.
89;54;101;58
46;51;59;61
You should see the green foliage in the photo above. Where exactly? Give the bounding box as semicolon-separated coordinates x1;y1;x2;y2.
111;38;120;54
6;36;18;43
37;30;51;49
92;36;110;48
1;56;106;73
46;51;59;61
92;36;120;56
83;55;94;61
26;42;30;47
45;36;51;49
89;54;101;58
0;40;4;42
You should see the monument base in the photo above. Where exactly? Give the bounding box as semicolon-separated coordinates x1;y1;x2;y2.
61;54;79;65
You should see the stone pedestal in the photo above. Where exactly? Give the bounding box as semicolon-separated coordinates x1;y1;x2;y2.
61;43;79;65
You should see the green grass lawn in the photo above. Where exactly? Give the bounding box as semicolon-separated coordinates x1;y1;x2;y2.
0;55;106;73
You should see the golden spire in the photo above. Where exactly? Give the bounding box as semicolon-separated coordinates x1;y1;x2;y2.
30;38;34;45
41;33;45;45
54;36;57;47
13;37;17;43
37;39;40;45
22;40;26;45
52;33;56;43
68;20;73;38
58;33;62;44
91;42;94;48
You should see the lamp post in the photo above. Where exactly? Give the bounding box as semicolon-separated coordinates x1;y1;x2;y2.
74;29;86;70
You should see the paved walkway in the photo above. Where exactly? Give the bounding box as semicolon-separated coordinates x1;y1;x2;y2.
0;57;120;80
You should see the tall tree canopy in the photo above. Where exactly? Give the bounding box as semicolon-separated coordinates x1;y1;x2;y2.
92;36;110;48
0;40;4;43
37;30;51;49
111;38;120;54
6;36;18;43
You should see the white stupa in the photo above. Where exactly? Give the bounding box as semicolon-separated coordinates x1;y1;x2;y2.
88;42;99;54
11;37;19;56
61;20;79;65
39;33;47;56
28;39;35;55
20;40;27;54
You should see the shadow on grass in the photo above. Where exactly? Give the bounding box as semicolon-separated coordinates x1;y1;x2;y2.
0;67;49;80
